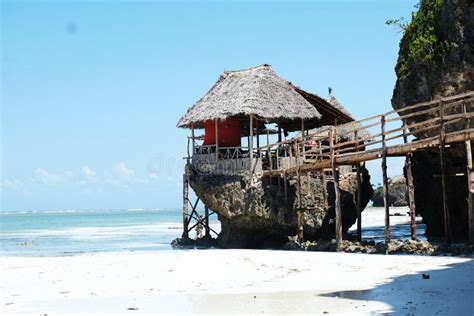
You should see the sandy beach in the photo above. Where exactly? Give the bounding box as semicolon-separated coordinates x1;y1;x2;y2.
1;250;473;315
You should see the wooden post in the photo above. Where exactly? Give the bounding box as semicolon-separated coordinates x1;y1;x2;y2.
406;154;417;240
256;122;260;156
301;119;305;159
215;119;219;160
191;124;196;156
355;130;362;241
466;140;474;243
249;114;254;171
439;102;451;244
322;172;328;209
204;206;210;239
381;115;390;245
267;129;271;172
403;121;416;240
283;170;288;202
182;173;189;239
464;102;474;243
330;128;343;251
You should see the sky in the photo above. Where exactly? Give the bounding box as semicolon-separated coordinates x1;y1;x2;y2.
1;0;418;211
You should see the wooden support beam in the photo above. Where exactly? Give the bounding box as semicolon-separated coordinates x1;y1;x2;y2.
406;154;417;240
381;115;390;245
205;206;210;238
182;173;189;239
439;103;451;244
283;170;288;202
330;128;343;251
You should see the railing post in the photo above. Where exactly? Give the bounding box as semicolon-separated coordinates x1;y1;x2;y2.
439;101;451;244
381;115;390;246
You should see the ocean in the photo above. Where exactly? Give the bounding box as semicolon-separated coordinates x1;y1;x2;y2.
0;209;219;257
0;206;424;257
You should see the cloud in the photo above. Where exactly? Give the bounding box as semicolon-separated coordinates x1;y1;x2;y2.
81;166;96;177
113;162;135;178
3;178;23;190
34;168;72;185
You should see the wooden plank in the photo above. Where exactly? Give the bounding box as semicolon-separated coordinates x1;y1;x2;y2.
381;115;390;245
330;128;343;251
182;173;189;239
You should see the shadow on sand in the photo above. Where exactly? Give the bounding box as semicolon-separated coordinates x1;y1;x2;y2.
320;257;474;315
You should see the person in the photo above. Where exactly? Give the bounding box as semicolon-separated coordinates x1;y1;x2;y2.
196;216;204;239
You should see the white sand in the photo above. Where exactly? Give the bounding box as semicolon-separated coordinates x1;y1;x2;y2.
1;250;473;315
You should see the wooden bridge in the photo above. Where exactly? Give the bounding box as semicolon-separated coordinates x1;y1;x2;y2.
258;91;474;249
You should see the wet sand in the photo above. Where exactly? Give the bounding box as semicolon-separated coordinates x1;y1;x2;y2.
1;250;473;315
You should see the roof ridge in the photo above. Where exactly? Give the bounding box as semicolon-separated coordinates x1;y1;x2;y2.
224;64;271;74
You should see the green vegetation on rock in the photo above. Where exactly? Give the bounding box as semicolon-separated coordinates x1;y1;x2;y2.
389;0;450;76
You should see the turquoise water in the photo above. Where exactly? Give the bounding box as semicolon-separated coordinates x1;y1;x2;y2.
0;209;216;257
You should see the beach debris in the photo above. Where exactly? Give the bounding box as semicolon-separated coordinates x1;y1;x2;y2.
127;307;139;311
422;274;430;279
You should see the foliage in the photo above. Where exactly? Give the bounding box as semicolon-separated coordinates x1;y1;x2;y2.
391;0;450;76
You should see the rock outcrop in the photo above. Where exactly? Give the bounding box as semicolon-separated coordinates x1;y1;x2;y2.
371;175;408;207
189;166;373;248
391;0;473;241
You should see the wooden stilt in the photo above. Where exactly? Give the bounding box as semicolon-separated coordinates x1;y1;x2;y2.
439;103;451;244
204;206;210;239
356;163;362;241
381;115;390;245
182;173;189;239
322;172;328;209
402;121;416;240
330;128;343;251
283;170;288;202
355;130;362;241
466;140;474;243
406;154;417;240
463;101;474;244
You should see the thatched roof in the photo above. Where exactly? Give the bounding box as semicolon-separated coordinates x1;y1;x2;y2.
302;121;372;142
177;64;321;129
292;86;354;126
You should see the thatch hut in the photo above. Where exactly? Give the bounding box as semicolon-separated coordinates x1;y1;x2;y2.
177;64;355;175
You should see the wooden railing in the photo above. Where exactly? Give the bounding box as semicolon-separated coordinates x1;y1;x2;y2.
260;91;474;176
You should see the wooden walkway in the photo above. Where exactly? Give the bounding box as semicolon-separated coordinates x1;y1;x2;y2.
259;91;474;248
